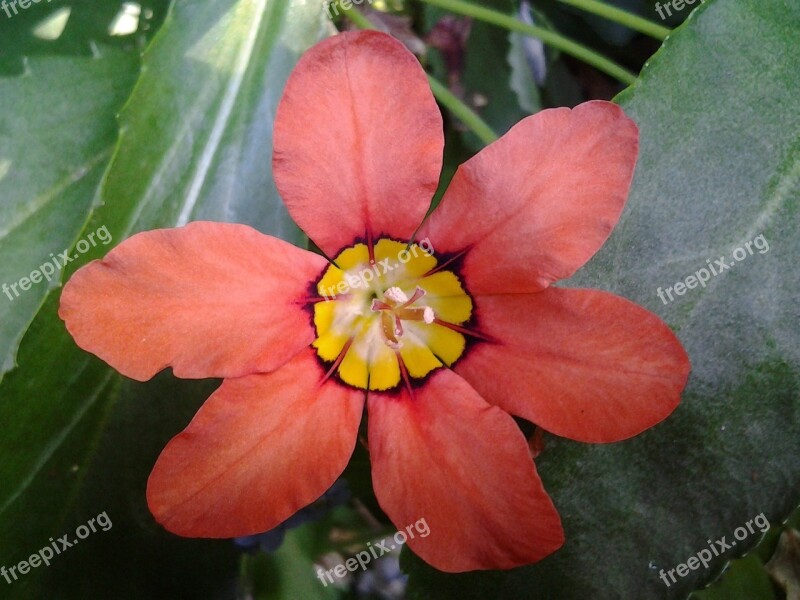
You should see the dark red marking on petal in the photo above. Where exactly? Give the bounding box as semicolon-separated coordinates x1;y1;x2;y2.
419;247;470;278
433;318;494;342
367;230;376;264
322;337;355;385
396;352;416;401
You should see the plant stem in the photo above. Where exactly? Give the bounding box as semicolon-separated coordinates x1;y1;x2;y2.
342;8;499;145
426;77;499;144
418;0;637;85
339;4;373;29
557;0;671;40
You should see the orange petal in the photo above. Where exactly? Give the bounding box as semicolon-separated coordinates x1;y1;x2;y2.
456;289;690;443
418;101;638;293
59;221;326;381
368;369;564;572
273;31;443;257
147;349;364;537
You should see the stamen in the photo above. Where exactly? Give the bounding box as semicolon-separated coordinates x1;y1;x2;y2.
398;286;426;309
394;314;404;337
396;306;435;323
384;287;408;304
371;299;392;312
371;284;435;347
381;311;402;348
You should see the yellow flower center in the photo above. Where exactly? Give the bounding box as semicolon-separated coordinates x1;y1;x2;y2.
312;238;473;391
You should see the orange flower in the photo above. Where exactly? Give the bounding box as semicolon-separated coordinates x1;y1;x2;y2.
59;30;690;572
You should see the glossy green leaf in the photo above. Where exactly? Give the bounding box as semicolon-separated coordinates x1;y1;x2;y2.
507;28;542;115
691;555;777;600
407;0;799;598
0;296;125;598
690;504;800;599
40;375;241;598
458;0;529;150
0;0;169;73
248;525;346;600
0;48;138;379
101;0;324;241
0;1;327;597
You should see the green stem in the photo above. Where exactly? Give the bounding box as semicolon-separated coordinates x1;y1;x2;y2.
237;554;254;598
339;4;373;29
342;8;499;145
417;0;637;85
426;77;499;144
557;0;671;40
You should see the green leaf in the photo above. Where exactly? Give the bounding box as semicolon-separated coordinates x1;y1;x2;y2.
691;555;777;600
40;375;242;598
423;0;529;150
507;28;542;115
0;0;168;72
101;0;325;240
690;504;800;598
0;1;327;596
247;525;347;600
0;48;138;379
458;0;528;150
407;0;800;597
0;294;125;598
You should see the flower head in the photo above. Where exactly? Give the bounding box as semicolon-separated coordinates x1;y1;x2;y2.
59;30;690;572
